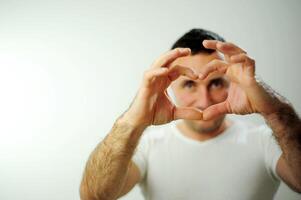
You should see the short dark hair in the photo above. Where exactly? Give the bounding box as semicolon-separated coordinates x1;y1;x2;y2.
171;28;225;55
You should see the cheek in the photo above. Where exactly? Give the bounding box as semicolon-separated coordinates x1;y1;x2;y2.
176;93;195;106
211;89;228;103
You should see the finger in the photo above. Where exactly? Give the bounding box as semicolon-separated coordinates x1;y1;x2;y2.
230;53;255;66
143;67;169;85
202;101;229;121
173;106;203;120
152;48;191;69
203;40;246;56
230;53;255;77
168;65;198;81
202;40;218;50
202;40;229;61
217;42;246;56
198;59;228;80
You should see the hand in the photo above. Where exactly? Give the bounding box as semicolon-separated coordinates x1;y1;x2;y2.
200;40;274;120
123;48;203;127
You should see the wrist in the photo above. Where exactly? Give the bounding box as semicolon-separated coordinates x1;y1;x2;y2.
118;111;149;132
245;78;285;116
261;103;292;120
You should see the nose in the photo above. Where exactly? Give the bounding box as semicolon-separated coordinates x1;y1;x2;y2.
193;86;212;111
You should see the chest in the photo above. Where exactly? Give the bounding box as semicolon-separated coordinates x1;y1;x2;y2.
144;142;273;200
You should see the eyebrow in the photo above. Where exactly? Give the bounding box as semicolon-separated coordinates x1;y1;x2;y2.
181;75;225;84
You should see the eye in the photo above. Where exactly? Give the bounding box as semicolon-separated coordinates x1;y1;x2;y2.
208;78;224;89
182;80;196;89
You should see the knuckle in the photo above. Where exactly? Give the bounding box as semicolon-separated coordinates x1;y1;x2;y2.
143;70;151;79
211;59;224;67
246;55;255;64
212;59;221;64
173;48;182;56
161;51;170;60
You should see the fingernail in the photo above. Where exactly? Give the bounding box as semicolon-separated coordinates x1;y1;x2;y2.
199;73;204;79
161;67;168;72
182;48;190;53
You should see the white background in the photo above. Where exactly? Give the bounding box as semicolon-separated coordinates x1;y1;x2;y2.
0;0;300;199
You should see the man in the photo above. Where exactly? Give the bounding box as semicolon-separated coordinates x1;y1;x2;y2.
80;29;301;200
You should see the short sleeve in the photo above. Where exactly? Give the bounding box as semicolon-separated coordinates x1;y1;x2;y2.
259;125;282;182
132;129;151;182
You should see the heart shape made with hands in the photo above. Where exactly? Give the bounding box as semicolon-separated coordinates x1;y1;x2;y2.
136;41;257;126
196;40;256;120
165;40;256;122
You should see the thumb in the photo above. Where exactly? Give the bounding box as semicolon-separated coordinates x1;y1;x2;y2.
203;102;229;121
173;107;203;120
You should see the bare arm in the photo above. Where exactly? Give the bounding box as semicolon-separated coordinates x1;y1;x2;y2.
80;48;203;200
80;117;145;200
259;82;301;193
200;40;301;193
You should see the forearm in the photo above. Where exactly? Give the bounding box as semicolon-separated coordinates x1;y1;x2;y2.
260;82;301;184
80;115;146;200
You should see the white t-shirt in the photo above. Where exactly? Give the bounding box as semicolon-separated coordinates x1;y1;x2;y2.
132;119;282;200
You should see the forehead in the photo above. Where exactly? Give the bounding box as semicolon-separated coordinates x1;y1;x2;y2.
170;52;222;73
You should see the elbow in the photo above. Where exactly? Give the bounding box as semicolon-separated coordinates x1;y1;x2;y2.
295;182;301;194
289;179;301;194
293;187;301;194
80;180;116;200
80;182;94;200
294;174;301;194
80;178;99;200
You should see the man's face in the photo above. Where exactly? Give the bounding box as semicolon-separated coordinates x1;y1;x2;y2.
170;52;229;133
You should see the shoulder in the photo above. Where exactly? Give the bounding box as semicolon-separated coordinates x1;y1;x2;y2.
230;118;273;144
232;117;271;134
245;121;274;143
140;123;175;145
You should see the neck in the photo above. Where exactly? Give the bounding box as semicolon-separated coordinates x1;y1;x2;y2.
177;119;231;142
